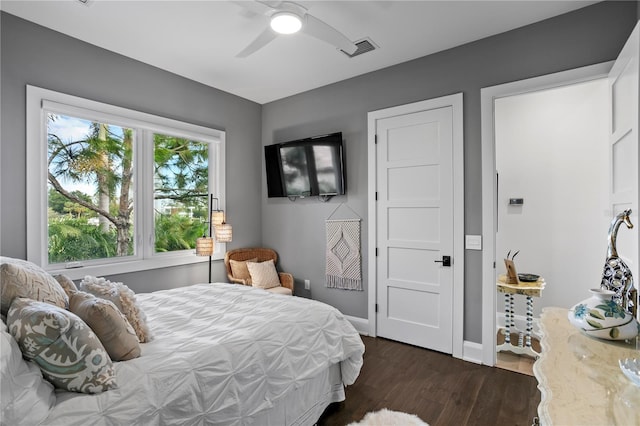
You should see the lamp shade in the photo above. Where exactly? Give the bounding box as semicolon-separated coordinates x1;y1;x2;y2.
211;210;225;226
214;223;233;243
195;236;214;256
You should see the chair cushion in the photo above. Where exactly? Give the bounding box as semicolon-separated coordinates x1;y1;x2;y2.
265;286;293;296
0;257;68;317
247;259;281;289
7;298;117;394
229;257;258;281
69;291;141;361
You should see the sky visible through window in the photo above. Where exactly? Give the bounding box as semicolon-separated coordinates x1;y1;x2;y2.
48;114;126;195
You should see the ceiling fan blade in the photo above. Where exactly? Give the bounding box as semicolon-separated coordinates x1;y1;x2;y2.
302;14;357;55
231;0;274;16
236;27;278;58
258;0;284;9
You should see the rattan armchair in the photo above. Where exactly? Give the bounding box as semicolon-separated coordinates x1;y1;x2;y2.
224;248;294;295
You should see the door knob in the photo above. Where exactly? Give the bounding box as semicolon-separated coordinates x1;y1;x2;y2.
434;256;451;267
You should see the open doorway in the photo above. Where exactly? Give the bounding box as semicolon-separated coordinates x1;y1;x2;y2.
480;62;614;368
494;78;609;374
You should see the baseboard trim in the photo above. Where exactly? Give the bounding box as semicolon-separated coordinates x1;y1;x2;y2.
347;317;483;364
462;340;483;365
345;315;369;336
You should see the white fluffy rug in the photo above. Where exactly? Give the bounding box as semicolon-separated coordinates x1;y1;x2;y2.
347;408;429;426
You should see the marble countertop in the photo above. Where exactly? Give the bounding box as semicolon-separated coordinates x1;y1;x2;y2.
534;307;640;425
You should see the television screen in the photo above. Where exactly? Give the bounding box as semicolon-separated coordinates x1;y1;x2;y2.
312;144;343;195
265;132;345;198
280;145;311;196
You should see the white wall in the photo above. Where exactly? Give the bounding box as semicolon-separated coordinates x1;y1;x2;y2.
495;78;609;319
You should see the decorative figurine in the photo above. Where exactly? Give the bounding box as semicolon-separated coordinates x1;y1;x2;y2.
600;209;638;317
504;250;520;284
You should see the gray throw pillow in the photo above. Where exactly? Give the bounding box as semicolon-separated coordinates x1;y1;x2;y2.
69;291;141;361
7;298;117;394
79;276;152;343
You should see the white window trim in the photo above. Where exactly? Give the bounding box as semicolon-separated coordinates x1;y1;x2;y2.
26;85;226;280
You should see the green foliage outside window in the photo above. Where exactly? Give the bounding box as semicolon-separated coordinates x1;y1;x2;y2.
47;114;211;264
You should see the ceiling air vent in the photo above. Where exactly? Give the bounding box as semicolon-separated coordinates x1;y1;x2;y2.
342;38;377;58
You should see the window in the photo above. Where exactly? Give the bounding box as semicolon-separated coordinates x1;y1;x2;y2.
152;133;210;255
27;86;225;279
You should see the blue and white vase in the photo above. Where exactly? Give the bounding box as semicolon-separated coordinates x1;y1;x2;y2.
568;289;639;340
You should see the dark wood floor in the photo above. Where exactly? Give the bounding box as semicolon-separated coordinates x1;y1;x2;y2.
318;336;540;426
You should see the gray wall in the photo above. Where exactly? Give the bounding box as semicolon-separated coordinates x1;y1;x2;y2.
261;1;638;343
0;12;263;292
1;3;638;344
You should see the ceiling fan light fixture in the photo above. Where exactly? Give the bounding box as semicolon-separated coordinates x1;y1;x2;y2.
270;12;302;35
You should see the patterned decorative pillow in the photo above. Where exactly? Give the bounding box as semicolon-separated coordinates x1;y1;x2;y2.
79;276;152;343
229;257;258;282
7;298;117;394
69;292;141;361
0;257;68;317
0;321;54;425
54;274;78;298
247;259;281;289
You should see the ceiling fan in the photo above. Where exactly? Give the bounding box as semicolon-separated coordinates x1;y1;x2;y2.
234;1;358;58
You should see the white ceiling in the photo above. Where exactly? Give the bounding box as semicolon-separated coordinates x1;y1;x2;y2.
1;0;599;104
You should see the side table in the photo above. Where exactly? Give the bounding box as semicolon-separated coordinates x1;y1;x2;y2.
496;275;545;358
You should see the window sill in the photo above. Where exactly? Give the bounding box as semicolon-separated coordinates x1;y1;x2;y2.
47;252;223;280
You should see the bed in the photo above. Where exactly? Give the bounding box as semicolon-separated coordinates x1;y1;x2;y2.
1;278;365;425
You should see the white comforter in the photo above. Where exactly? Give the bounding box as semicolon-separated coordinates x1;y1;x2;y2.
43;283;365;425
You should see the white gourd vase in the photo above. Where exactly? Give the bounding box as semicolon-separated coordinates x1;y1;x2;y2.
568;289;639;340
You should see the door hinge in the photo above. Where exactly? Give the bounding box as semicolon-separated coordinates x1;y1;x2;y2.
375;191;378;201
493;261;496;269
375;247;378;257
375;134;378;144
375;303;378;313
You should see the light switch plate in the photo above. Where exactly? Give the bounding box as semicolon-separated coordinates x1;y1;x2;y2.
465;235;482;250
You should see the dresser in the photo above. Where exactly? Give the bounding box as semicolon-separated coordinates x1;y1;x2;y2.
533;307;640;425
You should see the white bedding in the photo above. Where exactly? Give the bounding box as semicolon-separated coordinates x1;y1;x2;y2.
41;283;364;425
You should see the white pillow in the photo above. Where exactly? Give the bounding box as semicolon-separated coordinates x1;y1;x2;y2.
246;260;281;289
1;321;55;424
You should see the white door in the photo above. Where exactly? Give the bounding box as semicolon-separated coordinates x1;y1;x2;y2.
608;21;639;318
375;105;454;353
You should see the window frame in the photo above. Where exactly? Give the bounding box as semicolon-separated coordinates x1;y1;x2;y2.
26;85;226;279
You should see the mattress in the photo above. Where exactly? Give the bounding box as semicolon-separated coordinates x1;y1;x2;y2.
41;283;365;425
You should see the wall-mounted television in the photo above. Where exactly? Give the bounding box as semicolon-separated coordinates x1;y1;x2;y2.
265;132;345;198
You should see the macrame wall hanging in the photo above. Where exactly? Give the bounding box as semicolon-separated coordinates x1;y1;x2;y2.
325;204;362;291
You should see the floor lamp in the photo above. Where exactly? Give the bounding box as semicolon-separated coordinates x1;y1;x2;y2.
196;194;232;283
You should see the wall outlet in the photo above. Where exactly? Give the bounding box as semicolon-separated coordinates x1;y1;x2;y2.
304;279;311;290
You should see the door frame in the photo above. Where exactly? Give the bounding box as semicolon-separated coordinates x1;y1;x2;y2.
367;93;464;359
480;62;613;366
